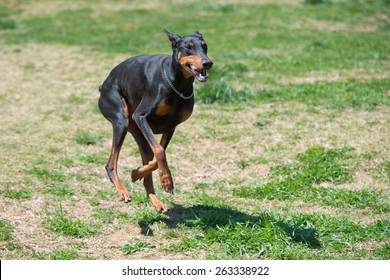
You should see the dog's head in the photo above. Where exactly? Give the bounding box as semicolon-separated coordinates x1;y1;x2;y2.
164;29;213;82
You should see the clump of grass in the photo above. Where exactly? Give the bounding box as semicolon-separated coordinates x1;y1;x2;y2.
75;131;103;145
95;189;116;201
26;166;68;182
121;241;156;255
0;219;14;241
1;187;33;199
234;146;389;212
44;185;75;198
197;63;253;104
373;243;390;260
77;152;106;164
131;193;150;205
93;208;118;223
45;206;100;237
89;198;100;206
270;145;354;184
0;7;17;30
304;0;331;5
50;249;79;260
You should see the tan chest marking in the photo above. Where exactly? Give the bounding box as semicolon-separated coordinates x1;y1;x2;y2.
155;101;173;116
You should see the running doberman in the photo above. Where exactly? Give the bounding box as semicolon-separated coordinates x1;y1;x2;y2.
98;29;213;215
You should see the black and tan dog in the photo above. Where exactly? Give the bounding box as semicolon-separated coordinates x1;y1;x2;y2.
98;29;213;214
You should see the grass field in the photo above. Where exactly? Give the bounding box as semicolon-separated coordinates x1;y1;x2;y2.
0;0;389;260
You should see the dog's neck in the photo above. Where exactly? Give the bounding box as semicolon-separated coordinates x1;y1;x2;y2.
166;53;194;94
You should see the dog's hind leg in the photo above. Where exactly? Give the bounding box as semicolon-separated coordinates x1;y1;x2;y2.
98;87;131;202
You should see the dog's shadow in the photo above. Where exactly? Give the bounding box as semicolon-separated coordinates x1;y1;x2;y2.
137;202;321;249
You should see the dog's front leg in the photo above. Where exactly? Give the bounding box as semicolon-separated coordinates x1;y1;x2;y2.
131;129;175;184
132;112;174;193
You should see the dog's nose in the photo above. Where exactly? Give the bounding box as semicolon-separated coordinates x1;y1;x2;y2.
202;60;213;70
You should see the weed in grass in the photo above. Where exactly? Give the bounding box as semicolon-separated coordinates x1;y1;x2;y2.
121;241;156;255
95;189;116;201
361;150;381;160
1;187;32;199
198;77;253;104
235;157;269;170
89;198;100;206
0;219;14;241
93;208;118;223
377;160;390;181
131;193;150;205
373;243;390;260
57;156;74;167
130;209;169;236
194;183;209;191
77;152;106;165
45;205;100;237
75;131;103;145
49;249;78;260
234;146;390;212
44;185;75;198
0;7;17;30
304;0;331;5
26;166;67;183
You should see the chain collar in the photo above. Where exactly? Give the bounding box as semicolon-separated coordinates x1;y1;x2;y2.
163;68;194;100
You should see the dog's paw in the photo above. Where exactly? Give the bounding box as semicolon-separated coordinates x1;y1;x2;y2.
160;175;174;194
117;188;132;203
154;202;170;215
131;168;142;182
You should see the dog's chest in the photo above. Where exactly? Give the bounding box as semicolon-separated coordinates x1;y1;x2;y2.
149;99;193;133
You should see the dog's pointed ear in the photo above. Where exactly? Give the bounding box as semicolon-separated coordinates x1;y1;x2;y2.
193;30;204;40
164;29;181;49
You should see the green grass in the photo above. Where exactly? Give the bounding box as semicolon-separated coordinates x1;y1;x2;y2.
45;206;100;237
76;152;106;164
0;6;17;30
93;208;119;223
49;249;79;260
1;187;33;199
26;166;68;183
121;241;156;255
234;146;389;213
373;243;390;260
2;0;389;105
159;202;389;259
0;219;14;241
75;131;104;145
44;185;75;198
255;79;390;111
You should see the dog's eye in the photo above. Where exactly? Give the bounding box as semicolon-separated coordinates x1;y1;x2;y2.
186;43;194;50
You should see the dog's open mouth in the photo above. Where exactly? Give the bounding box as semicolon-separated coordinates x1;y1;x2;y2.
186;64;208;82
